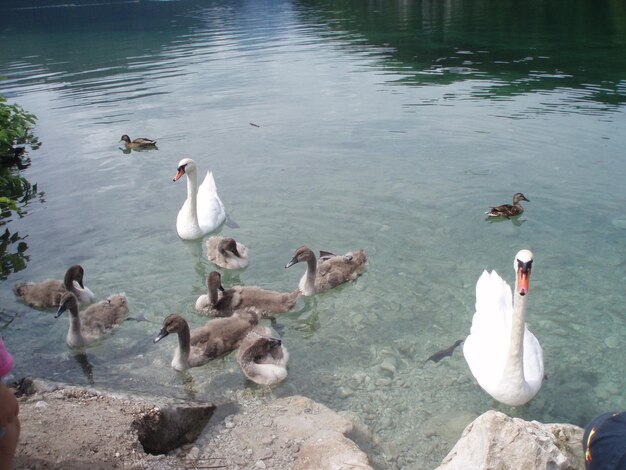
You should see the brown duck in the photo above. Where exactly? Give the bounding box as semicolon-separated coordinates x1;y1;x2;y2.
485;193;529;218
120;134;157;149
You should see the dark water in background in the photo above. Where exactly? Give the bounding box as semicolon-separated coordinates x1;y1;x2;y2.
1;1;625;468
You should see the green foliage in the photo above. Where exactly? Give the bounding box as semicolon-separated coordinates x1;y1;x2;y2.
0;94;40;160
0;81;44;279
0;228;29;281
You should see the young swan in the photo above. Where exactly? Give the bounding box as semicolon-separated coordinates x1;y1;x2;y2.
237;325;289;386
285;246;368;296
14;264;96;309
55;292;128;348
206;236;249;270
153;311;259;371
196;271;299;319
485;192;529;218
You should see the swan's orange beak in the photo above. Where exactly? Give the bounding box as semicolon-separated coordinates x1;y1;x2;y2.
516;264;531;296
173;167;185;182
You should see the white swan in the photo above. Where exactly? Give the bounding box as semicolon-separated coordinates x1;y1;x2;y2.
463;249;544;406
173;158;226;240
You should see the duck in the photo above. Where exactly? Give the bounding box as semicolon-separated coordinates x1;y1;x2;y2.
485;193;529;218
119;134;157;149
173;158;226;240
196;271;299;319
206;236;249;270
55;291;128;348
153;311;259;371
285;246;368;296
13;264;96;309
463;249;544;406
237;325;289;385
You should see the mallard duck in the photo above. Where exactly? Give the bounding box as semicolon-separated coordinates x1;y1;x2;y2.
485;193;529;218
206;236;249;270
119;134;157;149
153;311;259;371
173;158;226;240
13;265;96;309
55;292;128;348
196;271;299;319
285;246;368;296
463;250;544;406
237;325;289;385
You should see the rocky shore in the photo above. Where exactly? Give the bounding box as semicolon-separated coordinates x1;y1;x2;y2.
13;378;585;469
13;378;372;470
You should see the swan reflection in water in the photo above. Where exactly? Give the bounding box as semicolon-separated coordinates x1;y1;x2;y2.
72;352;94;385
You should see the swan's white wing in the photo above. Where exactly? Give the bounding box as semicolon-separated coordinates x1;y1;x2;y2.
523;325;544;389
197;171;226;234
176;198;202;239
463;270;513;390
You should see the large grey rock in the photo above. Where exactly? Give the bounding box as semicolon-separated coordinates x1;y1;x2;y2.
436;410;585;470
188;394;375;469
293;430;373;470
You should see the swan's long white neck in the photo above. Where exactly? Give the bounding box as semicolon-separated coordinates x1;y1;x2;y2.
501;289;528;386
299;256;317;296
185;169;199;226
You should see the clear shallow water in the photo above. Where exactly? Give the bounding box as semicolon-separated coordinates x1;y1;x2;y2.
1;1;625;468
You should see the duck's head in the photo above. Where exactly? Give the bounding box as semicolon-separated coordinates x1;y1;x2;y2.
513;193;529;203
154;314;186;342
120;135;131;144
173;158;196;181
285;246;315;268
514;249;534;296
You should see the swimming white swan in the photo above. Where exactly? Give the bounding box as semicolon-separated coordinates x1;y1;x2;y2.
237;325;289;386
153;311;259;371
173;158;226;240
55;292;128;348
284;246;368;296
206;236;249;270
14;264;96;309
463;249;544;406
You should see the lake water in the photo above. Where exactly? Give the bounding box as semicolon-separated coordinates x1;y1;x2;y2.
1;1;625;468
